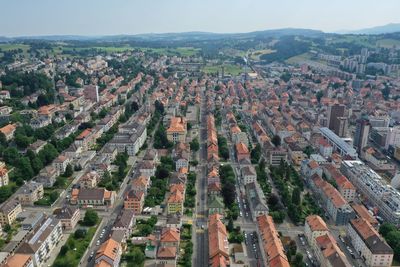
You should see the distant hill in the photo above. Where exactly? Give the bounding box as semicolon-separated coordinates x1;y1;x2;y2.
3;28;324;42
339;23;400;35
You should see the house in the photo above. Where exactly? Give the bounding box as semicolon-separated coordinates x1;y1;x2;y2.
112;209;135;240
20;212;45;230
36;166;59;187
173;142;190;171
16;181;44;206
323;164;356;202
53;206;80;231
143;149;159;164
166;214;182;229
208;213;229;267
156;246;177;266
301;159;323;179
351;203;379;229
4;254;33;267
167;187;184;215
245;182;269;221
101;145;118;162
29;117;51;129
78;171;100;188
208;195;225;217
71;188;116;207
138;160;156;177
0;162;9;187
166;117;187;143
27;140;47;154
95;238;122;267
256;214;290;267
347;218;393;267
241;165;257;185
160;227;180;248
0;199;22;225
131;175;151;195
75;128;96;151
17;217;63;267
235;142;250;162
53;155;71;174
314;233;351;267
0;123;17;141
304;215;329;248
124;190;145;214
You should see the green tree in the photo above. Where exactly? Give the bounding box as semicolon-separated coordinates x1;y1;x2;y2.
63;164;73;177
292;187;301;206
3;147;19;165
271;135;281;147
18;157;34;180
189;138;200;152
0;132;7;146
83;209;99;226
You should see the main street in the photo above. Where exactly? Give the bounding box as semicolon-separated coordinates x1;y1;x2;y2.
193;89;209;267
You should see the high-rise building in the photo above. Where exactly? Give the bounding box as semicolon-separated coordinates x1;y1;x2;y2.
354;118;370;153
328;104;347;137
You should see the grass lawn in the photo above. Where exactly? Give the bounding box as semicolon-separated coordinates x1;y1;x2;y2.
137;46;200;57
250;49;276;60
376;38;400;48
53;226;97;266
0;43;30;52
34;188;60;206
285;52;313;65
202;64;243;76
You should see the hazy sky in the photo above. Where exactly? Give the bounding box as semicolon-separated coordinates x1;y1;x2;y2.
1;0;400;36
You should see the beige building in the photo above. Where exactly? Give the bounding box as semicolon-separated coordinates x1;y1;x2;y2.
54;206;81;231
347;218;393;267
304;215;330;249
16;182;44;206
167;117;187;143
0;199;22;225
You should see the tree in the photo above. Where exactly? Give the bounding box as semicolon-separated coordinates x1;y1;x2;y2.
222;181;236;208
292;253;304;267
189;138;200;152
63;164;73;177
303;145;314;158
3;147;20;165
15;134;31;149
379;223;397;237
316;91;324;103
251;144;262;163
0;132;7;146
154;100;164;114
271;135;281;147
74;229;87;239
83;209;99;226
49;191;59;203
18;157;34;180
292;187;301;206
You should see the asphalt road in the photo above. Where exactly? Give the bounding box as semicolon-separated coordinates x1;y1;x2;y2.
193;90;209;267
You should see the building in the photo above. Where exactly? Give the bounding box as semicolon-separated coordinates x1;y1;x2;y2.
83;85;99;102
323;164;356;202
0;162;9;187
95;238;122;267
53;155;70;174
341;161;400;225
160;227;180;248
208;195;225;217
304;215;329;248
16;182;44;206
235;142;250;162
78;171;100;188
351;203;379;229
241;165;257;184
71;188;116;207
0;199;22;225
327;104;347;137
112;209;136;240
156;246;177;266
166;117;187;143
347;218;393;267
319;127;357;158
53;206;80;231
208;214;230;267
256;214;290;267
0;123;17;141
354;118;371;154
4;254;33;267
17;217;63;267
314;233;352;267
245;182;269;220
167;187;184;215
301;159;323;179
36;166;58;188
124;190;145;214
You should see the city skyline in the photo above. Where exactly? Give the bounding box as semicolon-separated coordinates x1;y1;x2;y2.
1;0;400;36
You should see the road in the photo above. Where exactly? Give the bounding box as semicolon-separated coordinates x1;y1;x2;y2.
193;89;209;267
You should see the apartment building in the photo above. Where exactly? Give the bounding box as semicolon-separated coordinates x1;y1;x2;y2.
304;215;329;248
0;199;22;225
167;117;187;143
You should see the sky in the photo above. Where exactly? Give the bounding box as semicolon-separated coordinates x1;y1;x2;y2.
1;0;400;36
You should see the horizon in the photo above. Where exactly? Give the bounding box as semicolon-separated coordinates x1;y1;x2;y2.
1;0;400;37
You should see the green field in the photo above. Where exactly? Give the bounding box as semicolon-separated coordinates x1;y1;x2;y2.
0;44;30;52
376;38;400;48
202;64;243;76
250;49;276;60
138;46;200;57
285;52;313;65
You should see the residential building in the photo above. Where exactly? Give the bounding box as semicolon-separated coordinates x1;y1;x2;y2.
208;214;229;267
354;118;371;154
0;199;22;225
53;206;80;231
0;162;9;187
71;188;116;207
53;155;70;174
160;227;180;248
304;215;329;248
347;218;393;267
351;203;379;229
78;171;100;188
235;142;250;162
4;254;33;267
327;103;347;137
167;187;184;215
17;217;63;267
241;165;257;185
256;214;290;267
208;195;225;217
245;182;269;220
0;123;17;141
16;182;44;206
166;117;187;143
314;233;352;267
112;209;135;240
95;238;122;267
36;166;58;188
124;190;145;214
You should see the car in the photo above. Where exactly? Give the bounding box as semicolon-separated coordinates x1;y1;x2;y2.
201;225;204;229
299;236;306;246
96;240;100;246
339;235;345;243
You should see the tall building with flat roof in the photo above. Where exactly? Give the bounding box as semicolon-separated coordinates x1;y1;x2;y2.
354;118;370;153
328;104;347;137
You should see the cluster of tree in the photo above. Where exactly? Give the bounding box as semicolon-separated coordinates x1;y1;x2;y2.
153;122;173;149
107;57;146;83
271;135;281;147
270;160;305;224
96;123;119;150
99;152;129;191
122;245;146;267
64;70;87;88
250;144;262;164
132;216;158;237
144;157;172;207
83;209;99;226
217;135;229;160
147;110;161;134
189;138;199;152
0;70;53;97
214;109;222;127
260;36;310;63
13;123;62;149
220;164;239;220
285;239;305;267
379;223;400;262
184;172;196;209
